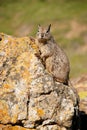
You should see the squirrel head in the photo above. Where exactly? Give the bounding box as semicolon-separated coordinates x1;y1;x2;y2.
36;24;51;43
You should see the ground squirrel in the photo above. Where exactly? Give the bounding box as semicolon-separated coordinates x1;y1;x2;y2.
36;24;70;85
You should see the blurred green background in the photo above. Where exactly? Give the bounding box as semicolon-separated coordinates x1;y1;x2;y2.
0;0;87;78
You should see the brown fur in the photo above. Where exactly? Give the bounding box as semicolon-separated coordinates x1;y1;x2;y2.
36;24;70;85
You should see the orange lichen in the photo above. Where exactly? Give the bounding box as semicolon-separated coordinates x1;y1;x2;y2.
37;109;45;117
0;83;14;96
30;41;39;52
11;105;19;124
0;125;36;130
0;101;11;124
0;124;10;129
3;84;13;89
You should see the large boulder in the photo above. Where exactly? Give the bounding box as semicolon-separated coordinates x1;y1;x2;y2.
0;33;79;130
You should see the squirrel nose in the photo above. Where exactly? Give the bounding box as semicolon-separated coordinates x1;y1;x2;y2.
41;34;44;38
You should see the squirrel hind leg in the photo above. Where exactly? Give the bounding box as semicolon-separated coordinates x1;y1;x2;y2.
53;77;68;85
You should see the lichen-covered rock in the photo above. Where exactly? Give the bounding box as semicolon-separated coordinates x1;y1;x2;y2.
0;33;38;125
0;124;35;130
0;33;79;130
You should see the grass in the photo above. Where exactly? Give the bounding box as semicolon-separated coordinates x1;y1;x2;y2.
0;0;87;34
69;53;87;78
0;0;87;78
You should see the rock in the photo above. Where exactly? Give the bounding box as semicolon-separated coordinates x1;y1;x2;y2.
0;33;79;130
0;124;35;130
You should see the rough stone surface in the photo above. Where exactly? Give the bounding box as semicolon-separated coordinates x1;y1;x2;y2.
0;33;79;130
0;124;35;130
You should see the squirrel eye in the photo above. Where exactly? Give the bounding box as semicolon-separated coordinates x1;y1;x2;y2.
46;30;49;33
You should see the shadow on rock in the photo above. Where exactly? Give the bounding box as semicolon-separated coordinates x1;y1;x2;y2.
79;111;87;130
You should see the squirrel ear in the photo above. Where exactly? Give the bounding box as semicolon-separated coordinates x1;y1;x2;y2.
47;24;51;32
38;24;41;28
